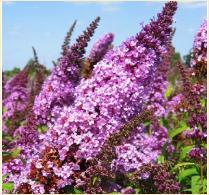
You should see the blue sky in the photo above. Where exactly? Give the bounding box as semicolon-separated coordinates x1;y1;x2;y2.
3;1;207;70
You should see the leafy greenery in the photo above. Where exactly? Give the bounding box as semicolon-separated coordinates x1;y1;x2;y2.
2;183;14;193
169;122;188;138
3;67;20;78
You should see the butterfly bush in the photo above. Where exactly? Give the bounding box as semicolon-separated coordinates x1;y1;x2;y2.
131;163;180;193
176;20;207;165
191;20;207;67
33;17;100;125
6;2;207;194
88;32;114;65
82;33;114;78
61;20;77;56
2;65;32;135
147;46;174;117
7;2;178;193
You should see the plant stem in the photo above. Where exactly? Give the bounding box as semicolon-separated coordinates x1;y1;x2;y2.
200;160;204;194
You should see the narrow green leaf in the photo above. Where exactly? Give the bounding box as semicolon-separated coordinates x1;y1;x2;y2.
37;125;48;133
74;188;82;194
191;176;206;194
12;148;21;158
182;188;192;192
5;119;11;127
157;155;165;164
178;168;199;182
4;136;13;142
171;162;196;172
203;179;207;193
179;145;194;160
3;152;11;156
200;99;206;107
2;183;14;192
3;107;7;113
143;121;150;127
135;188;141;193
201;143;207;149
160;118;169;129
92;176;97;185
2;174;9;180
191;176;201;194
165;84;173;99
169;122;188;138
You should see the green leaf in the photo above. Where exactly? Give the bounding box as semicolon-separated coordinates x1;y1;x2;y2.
200;99;206;107
20;120;27;126
110;192;119;194
160;118;169;129
4;136;13;142
178;168;199;182
92;176;97;185
203;179;207;193
191;176;201;194
11;148;21;158
143;120;150;127
165;84;173;99
179;145;194;160
2;183;14;192
5;119;11;128
3;107;7;113
135;188;141;193
171;162;196;172
157;155;165;164
201;143;207;149
74;188;82;194
182;188;192;192
2;174;10;180
3;152;12;157
37;125;48;133
191;176;206;194
169;122;188;138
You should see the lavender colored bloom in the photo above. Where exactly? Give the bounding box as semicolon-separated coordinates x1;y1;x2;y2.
184;127;207;141
3;159;24;176
121;187;136;194
81;33;114;78
167;139;175;153
9;2;177;192
61;20;77;56
147;47;174;117
55;0;173;166
33;17;100;125
167;94;183;113
88;33;114;65
113;124;168;172
188;147;206;162
133;163;180;194
3;65;32;135
139;172;150;180
44;1;176;165
191;20;207;67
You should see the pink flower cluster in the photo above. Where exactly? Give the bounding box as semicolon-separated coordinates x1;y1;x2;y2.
191;20;207;67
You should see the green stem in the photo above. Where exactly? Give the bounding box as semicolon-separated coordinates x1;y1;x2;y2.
200;160;204;194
